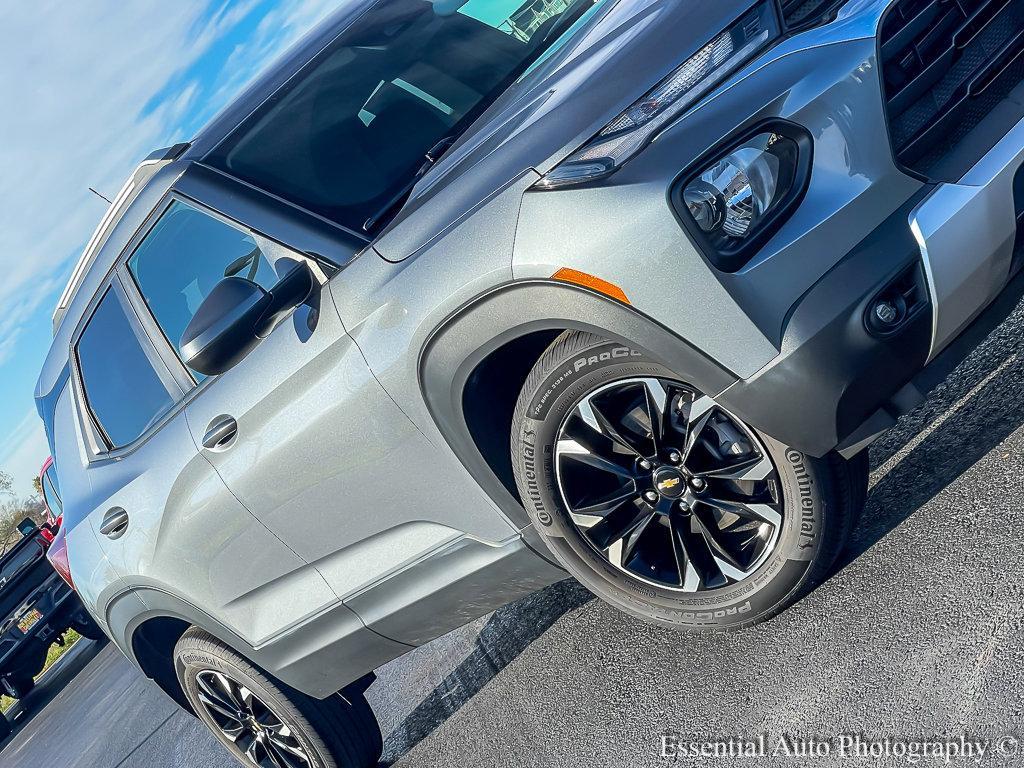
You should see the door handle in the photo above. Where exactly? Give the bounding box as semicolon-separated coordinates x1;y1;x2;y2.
99;507;130;540
202;415;238;450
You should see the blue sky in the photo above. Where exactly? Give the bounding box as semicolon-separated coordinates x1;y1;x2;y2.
0;0;344;495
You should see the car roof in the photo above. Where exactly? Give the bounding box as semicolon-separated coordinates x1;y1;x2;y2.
35;2;374;402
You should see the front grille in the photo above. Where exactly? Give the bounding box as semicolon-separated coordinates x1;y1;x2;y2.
880;0;1024;181
780;0;846;29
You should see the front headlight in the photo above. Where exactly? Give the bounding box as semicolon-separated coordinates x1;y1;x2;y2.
535;4;780;190
675;123;812;271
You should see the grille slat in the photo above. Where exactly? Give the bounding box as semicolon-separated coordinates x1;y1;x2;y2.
880;0;1024;180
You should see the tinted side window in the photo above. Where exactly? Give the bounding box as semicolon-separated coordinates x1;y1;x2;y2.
42;466;62;516
127;200;278;378
77;289;175;448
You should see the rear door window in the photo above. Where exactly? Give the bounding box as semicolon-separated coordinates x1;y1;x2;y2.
76;288;177;448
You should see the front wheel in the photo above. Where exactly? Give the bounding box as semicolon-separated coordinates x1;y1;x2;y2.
511;331;867;631
175;628;382;768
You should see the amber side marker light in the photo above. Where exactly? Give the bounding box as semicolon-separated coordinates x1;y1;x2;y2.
551;268;630;305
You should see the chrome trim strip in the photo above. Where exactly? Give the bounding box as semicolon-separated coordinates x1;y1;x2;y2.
909;114;1024;361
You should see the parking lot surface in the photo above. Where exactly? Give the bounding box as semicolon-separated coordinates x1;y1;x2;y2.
4;302;1024;767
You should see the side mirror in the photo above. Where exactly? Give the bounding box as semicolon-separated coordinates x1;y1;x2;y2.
181;263;314;377
18;518;38;538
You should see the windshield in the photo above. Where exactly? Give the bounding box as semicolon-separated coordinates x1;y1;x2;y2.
206;0;595;233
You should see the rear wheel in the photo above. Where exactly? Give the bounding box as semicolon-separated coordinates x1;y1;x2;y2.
511;331;866;630
174;628;382;768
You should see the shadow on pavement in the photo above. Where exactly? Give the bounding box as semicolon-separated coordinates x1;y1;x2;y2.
838;301;1024;568
380;301;1024;765
1;637;109;747
380;579;592;765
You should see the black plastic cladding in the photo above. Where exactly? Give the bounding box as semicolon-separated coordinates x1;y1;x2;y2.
670;120;814;273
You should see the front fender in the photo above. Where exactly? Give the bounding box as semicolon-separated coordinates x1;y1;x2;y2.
418;280;737;526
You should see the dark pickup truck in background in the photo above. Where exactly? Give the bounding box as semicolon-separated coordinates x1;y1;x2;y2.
0;518;101;740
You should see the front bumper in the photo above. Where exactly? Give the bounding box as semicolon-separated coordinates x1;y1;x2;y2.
719;119;1024;457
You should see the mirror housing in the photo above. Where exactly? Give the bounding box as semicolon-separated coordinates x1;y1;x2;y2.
18;518;38;538
181;263;314;376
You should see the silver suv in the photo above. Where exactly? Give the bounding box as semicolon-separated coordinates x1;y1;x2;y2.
35;1;1024;765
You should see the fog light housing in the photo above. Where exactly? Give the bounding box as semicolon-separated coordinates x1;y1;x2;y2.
675;123;812;272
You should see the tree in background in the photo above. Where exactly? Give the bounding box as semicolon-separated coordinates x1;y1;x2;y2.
32;474;43;498
0;468;46;554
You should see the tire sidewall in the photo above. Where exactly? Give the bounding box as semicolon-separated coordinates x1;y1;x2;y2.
175;641;333;768
513;337;836;629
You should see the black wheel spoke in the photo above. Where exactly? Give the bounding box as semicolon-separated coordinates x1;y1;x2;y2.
557;440;636;480
245;739;264;767
265;741;299;768
195;670;312;768
616;512;656;567
197;674;242;722
668;514;695;589
640;378;669;455
673;512;728;589
588;504;651;552
692;505;747;573
589;385;657;458
701;495;782;528
697;452;774;482
680;395;717;467
555;376;783;593
574;486;638;518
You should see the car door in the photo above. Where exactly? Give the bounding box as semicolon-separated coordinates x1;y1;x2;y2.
122;172;518;601
65;276;337;646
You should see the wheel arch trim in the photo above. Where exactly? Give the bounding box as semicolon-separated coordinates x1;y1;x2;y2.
417;279;738;527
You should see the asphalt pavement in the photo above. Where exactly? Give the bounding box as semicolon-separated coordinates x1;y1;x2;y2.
4;301;1024;767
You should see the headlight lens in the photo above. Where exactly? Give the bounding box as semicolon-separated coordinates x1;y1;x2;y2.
684;133;791;241
535;4;779;190
676;126;810;271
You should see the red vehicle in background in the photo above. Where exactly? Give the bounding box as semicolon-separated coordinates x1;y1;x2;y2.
0;458;102;742
39;456;61;531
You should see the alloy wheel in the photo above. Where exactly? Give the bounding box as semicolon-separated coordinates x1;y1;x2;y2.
195;670;312;768
554;377;783;592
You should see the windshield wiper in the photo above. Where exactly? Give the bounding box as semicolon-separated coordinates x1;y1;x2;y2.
362;134;458;233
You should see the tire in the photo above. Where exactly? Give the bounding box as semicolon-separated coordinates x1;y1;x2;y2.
2;674;34;699
70;611;106;642
511;331;867;631
0;712;10;743
174;628;382;768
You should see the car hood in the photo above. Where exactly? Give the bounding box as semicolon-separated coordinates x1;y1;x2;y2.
373;0;759;261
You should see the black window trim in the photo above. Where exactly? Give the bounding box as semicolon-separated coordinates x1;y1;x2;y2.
118;188;334;398
69;277;185;461
42;467;62;515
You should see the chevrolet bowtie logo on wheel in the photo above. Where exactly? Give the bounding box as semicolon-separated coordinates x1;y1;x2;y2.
657;477;681;492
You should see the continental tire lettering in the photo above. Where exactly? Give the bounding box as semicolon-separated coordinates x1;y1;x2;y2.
522;428;552;527
787;449;816;551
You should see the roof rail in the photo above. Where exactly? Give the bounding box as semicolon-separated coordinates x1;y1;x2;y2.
51;143;189;334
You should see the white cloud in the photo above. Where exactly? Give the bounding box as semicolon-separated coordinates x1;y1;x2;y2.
0;411;48;497
0;0;345;489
